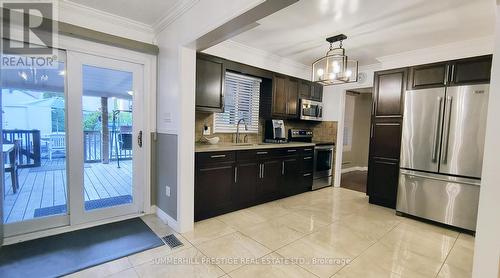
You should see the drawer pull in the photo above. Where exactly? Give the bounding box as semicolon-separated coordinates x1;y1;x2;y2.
210;154;226;158
303;173;312;177
304;148;313;151
256;151;268;155
304;156;313;160
287;149;297;153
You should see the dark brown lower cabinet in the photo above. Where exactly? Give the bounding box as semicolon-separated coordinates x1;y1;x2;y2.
235;162;259;209
367;157;400;208
257;158;282;202
195;148;313;221
280;156;301;197
194;163;235;221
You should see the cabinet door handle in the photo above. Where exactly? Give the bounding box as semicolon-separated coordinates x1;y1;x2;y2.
210;154;226;158
259;164;263;179
287;149;297;153
234;167;238;183
256;151;268;155
304;156;313;160
282;161;285;175
262;164;265;178
303;173;312;177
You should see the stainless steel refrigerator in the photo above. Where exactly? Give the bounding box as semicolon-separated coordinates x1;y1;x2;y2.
396;84;489;231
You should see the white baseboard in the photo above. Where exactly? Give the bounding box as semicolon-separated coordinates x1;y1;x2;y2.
341;166;368;174
152;205;181;232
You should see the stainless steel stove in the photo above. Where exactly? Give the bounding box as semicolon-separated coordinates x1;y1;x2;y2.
288;128;335;190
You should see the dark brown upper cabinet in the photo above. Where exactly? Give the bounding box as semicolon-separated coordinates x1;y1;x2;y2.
298;79;312;99
373;68;408;118
298;79;323;102
311;82;323;102
408;62;448;90
272;74;299;119
449;55;492;85
286;78;299;117
196;55;225;112
272;74;288;117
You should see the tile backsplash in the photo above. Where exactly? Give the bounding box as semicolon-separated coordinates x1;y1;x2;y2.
195;111;337;144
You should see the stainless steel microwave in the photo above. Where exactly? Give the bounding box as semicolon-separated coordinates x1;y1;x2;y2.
300;99;323;121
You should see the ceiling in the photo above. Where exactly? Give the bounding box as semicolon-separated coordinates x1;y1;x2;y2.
231;0;496;66
65;0;181;26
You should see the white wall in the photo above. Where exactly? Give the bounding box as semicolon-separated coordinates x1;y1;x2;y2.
472;4;500;278
203;40;311;79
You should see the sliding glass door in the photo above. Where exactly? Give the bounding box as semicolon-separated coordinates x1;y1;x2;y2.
1;45;145;237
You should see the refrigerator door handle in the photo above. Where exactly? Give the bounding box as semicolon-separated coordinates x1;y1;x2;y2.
400;170;481;186
432;97;444;162
442;96;453;164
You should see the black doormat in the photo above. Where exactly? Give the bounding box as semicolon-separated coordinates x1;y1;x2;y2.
33;195;133;218
0;218;164;278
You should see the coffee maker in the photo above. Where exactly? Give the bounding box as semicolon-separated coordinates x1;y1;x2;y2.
264;120;287;143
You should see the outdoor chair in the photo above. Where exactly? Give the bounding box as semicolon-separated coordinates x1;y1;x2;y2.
4;139;21;196
48;133;66;160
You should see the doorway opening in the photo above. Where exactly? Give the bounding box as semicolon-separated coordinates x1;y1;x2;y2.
340;87;372;193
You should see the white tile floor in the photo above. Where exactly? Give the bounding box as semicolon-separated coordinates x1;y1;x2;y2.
67;187;474;278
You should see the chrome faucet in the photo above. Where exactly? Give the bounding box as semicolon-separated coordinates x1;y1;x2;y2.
236;118;248;143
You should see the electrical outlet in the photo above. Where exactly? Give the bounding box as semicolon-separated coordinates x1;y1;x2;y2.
165;186;171;197
203;126;211;136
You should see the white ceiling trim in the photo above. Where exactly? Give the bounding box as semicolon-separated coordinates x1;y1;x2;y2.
152;0;200;34
376;35;495;70
60;1;155;42
204;39;312;79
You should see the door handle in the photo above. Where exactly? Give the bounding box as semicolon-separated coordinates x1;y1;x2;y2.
442;96;453;164
262;163;265;178
234;167;238;183
431;97;443;162
282;161;285;175
259;164;263;179
137;131;143;148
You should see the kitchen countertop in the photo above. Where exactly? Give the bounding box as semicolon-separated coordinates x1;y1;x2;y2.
195;142;316;153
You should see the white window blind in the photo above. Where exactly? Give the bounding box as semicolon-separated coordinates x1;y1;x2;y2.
214;71;261;133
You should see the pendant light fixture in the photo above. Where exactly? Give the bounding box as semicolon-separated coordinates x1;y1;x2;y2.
312;34;358;85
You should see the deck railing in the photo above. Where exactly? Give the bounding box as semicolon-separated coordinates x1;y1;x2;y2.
2;129;131;167
2;129;41;168
84;130;132;163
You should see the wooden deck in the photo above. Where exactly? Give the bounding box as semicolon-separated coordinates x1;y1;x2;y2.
3;158;132;224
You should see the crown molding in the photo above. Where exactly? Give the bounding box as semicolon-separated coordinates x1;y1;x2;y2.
376;36;494;70
60;1;155;42
204;39;312;79
152;0;200;34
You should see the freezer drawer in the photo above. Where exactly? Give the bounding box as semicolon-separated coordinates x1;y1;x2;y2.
400;88;446;172
439;84;489;178
396;169;480;231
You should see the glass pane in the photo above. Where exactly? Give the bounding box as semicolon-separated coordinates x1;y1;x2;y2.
81;65;133;211
1;53;68;223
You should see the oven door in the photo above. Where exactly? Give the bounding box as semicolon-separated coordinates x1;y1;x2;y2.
314;145;334;179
